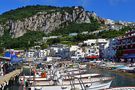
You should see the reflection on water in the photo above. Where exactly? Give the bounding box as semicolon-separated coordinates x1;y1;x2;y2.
110;73;135;87
88;68;135;87
5;68;135;90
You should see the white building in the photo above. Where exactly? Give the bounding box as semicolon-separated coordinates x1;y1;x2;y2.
83;39;108;59
38;49;50;58
26;49;50;58
84;39;107;46
49;44;70;59
26;51;35;58
109;24;123;30
85;47;99;57
70;39;108;60
70;45;80;52
105;19;115;25
70;47;85;60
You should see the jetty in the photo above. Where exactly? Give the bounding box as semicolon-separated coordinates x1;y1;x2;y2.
0;68;23;89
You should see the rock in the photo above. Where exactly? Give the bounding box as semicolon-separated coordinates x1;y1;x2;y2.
0;6;100;38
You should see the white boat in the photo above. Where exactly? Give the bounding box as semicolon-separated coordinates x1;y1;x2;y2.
19;67;87;81
28;77;113;90
23;62;113;90
19;73;101;82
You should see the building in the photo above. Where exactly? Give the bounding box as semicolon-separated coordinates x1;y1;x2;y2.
49;44;70;59
70;45;80;52
83;39;108;59
115;30;135;62
108;24;123;30
70;46;85;60
26;49;50;59
104;19;115;25
102;39;117;60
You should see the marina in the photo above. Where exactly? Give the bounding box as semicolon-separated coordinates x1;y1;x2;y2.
0;1;135;90
20;61;114;90
0;39;135;90
2;65;135;90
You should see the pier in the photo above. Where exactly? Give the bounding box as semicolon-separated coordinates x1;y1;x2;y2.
0;68;23;89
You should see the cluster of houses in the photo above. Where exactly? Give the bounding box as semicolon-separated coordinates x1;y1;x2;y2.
26;39;117;62
2;33;135;63
102;18;135;30
3;29;135;63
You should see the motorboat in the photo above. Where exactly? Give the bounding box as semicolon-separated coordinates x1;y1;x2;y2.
28;76;113;90
21;62;114;90
26;67;113;90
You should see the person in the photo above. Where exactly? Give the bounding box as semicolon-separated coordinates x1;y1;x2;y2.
0;63;4;76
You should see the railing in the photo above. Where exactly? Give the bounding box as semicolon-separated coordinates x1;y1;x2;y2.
0;68;23;85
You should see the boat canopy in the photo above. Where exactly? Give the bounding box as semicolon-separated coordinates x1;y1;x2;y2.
10;55;23;63
4;51;11;57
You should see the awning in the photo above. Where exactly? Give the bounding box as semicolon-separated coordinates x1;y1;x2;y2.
85;55;98;59
10;55;23;63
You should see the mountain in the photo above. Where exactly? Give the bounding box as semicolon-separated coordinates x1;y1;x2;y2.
0;5;133;49
0;5;101;38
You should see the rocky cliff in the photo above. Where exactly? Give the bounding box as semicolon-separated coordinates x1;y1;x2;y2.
0;6;99;38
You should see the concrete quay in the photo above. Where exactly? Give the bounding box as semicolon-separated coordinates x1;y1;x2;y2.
0;68;23;89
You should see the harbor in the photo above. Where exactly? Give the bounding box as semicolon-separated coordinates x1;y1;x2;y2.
0;36;135;90
0;1;135;90
2;63;135;90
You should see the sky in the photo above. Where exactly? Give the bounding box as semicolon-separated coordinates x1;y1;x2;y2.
0;0;135;22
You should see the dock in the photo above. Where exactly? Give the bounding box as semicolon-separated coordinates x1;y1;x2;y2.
0;68;23;89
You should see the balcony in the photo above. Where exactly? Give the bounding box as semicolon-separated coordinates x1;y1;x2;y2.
123;49;135;54
118;34;135;41
125;30;135;36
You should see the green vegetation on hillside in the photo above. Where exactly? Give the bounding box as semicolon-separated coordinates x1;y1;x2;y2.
0;5;76;24
0;25;133;49
46;34;97;46
0;5;58;23
0;31;45;49
47;26;134;46
0;5;134;50
50;19;100;35
97;26;133;38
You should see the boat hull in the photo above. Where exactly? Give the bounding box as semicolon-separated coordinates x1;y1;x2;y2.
28;80;112;90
